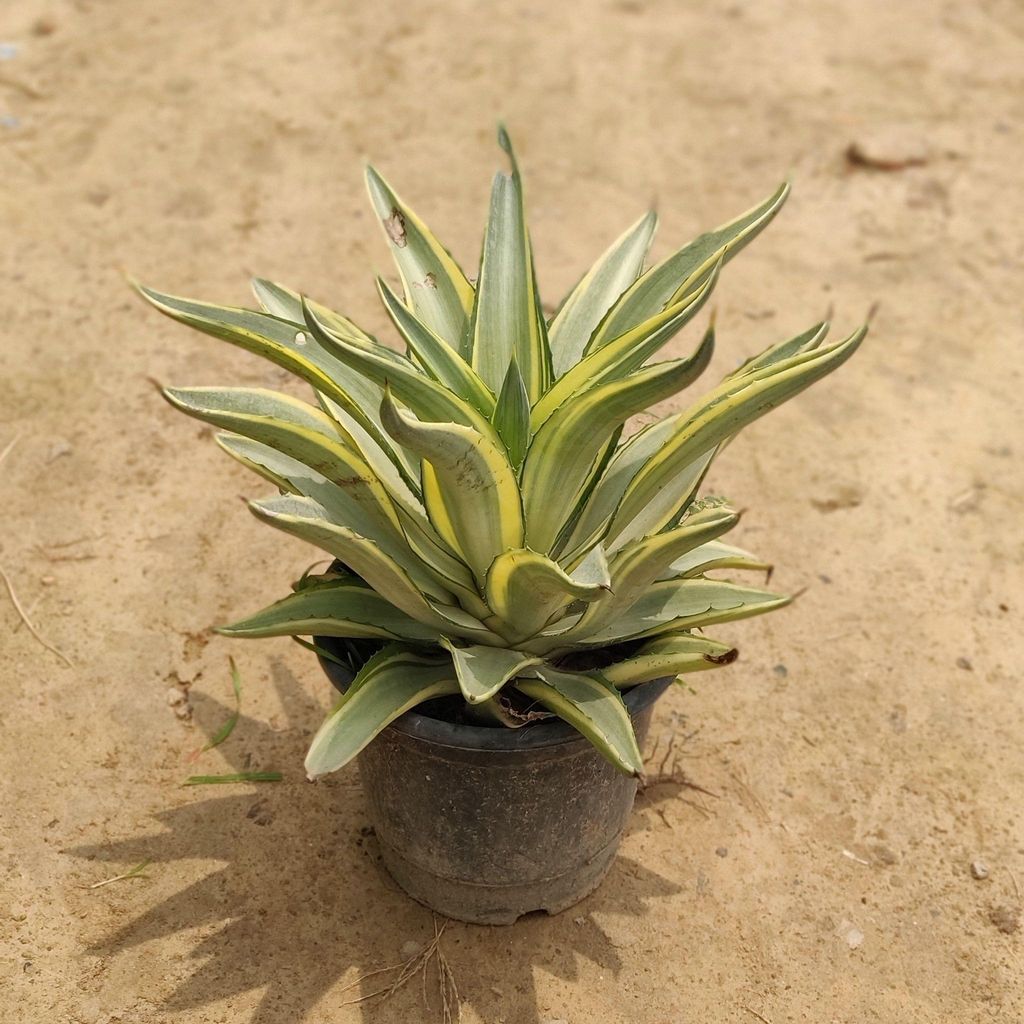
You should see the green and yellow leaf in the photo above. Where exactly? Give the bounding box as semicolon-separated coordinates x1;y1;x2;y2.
567;578;791;648
531;272;718;432
484;546;609;643
522;354;715;552
470;128;551;401
218;575;437;641
305;646;460;778
568;504;741;641
364;166;475;354
377;277;495;414
381;390;524;584
303;299;499;440
548;210;657;377
601;633;738;688
514;667;643;776
585;181;789;351
609;326;867;542
248;494;499;642
438;638;541;704
490;354;531;470
657;540;772;580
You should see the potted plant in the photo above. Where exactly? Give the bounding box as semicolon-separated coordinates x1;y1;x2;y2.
138;129;864;925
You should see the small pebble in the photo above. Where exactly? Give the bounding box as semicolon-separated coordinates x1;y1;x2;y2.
47;439;73;462
837;919;864;948
0;42;19;61
400;940;420;958
956;656;973;671
970;859;990;880
715;846;728;858
33;16;58;36
41;575;55;586
166;687;186;706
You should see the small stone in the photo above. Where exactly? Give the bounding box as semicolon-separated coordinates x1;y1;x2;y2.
988;903;1020;934
573;916;584;925
837;919;864;948
400;940;421;958
970;859;989;880
166;687;186;706
41;575;55;586
47;439;73;462
173;702;192;720
956;656;973;671
772;664;788;678
33;16;58;36
715;846;728;858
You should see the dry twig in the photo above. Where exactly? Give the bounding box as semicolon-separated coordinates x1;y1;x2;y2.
0;562;73;666
1007;867;1021;902
83;860;151;890
0;433;18;469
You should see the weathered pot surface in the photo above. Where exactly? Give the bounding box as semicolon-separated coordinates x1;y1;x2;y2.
315;635;671;925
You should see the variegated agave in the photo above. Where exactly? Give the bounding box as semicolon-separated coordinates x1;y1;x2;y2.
139;129;864;779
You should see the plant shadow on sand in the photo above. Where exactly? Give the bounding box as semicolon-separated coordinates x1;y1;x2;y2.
70;660;687;1023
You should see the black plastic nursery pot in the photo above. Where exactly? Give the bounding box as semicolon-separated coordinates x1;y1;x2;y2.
315;635;671;926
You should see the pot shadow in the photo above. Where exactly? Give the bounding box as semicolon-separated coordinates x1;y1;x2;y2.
70;661;685;1024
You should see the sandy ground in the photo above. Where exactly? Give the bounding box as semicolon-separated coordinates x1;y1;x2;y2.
2;0;1023;1021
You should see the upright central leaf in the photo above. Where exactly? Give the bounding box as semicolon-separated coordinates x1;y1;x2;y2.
471;130;551;402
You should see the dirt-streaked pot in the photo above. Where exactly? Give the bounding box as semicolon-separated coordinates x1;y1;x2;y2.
316;635;670;925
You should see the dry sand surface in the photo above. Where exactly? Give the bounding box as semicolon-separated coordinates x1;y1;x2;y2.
2;0;1023;1021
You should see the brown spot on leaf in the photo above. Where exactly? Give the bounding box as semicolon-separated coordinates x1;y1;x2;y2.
704;648;739;666
383;207;407;247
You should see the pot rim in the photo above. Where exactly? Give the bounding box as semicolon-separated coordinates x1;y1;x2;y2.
313;634;673;753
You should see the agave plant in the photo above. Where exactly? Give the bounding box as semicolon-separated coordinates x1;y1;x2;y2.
139;129;864;780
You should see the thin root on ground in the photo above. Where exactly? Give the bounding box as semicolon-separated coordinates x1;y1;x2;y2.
341;917;461;1023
